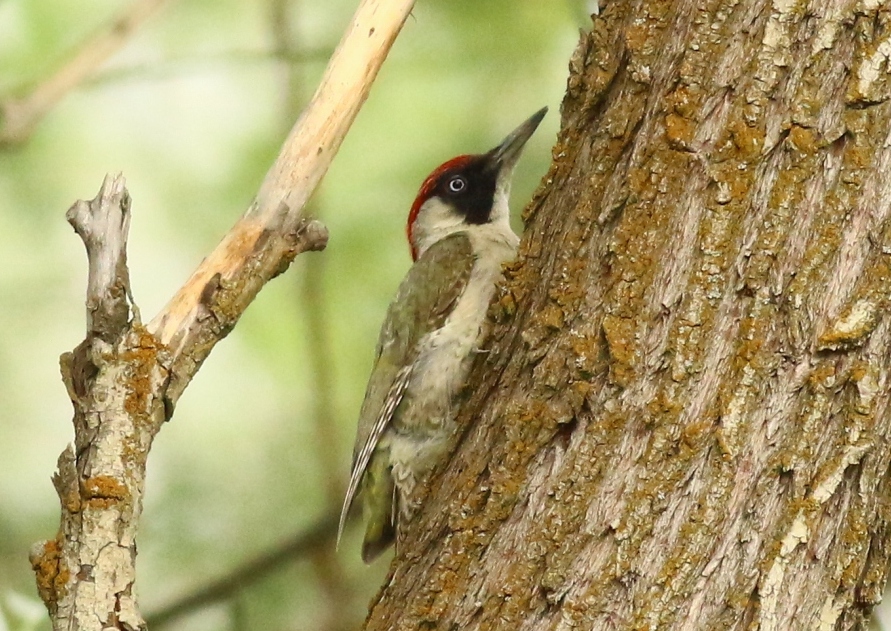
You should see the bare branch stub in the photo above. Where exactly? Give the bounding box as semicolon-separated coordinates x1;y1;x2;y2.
66;173;136;340
156;215;330;405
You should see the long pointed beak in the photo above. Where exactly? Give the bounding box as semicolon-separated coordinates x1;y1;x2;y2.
487;106;548;173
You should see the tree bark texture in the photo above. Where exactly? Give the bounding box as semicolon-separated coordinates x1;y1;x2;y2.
367;1;891;629
29;174;328;631
28;175;161;631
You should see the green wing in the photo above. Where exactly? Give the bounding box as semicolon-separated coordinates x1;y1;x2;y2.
337;232;476;550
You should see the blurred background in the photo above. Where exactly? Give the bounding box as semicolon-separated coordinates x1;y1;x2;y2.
7;2;886;631
0;1;581;629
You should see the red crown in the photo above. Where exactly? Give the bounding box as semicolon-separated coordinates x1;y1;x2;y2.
406;154;475;261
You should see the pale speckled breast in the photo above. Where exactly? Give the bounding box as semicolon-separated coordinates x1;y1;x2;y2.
388;227;517;495
396;231;515;436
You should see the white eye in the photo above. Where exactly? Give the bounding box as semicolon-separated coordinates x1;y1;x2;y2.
448;176;467;193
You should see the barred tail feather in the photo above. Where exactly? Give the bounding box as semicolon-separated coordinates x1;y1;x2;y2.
361;456;397;562
337;365;412;552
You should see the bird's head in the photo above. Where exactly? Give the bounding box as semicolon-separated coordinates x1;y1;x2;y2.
406;107;547;261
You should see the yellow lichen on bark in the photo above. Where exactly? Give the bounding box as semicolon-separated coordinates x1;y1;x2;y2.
29;538;68;612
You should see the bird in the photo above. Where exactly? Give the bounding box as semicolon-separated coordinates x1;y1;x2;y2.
338;107;548;562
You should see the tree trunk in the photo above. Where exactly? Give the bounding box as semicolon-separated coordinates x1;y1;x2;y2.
365;1;891;629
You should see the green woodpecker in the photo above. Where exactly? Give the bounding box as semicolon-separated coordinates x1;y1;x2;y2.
339;107;547;562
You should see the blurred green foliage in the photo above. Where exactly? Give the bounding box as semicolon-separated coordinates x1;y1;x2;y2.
0;0;582;629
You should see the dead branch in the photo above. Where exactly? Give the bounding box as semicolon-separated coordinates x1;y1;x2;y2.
30;173;165;630
147;0;418;410
84;47;332;88
31;0;417;628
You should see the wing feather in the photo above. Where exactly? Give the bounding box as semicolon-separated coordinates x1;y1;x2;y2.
337;365;411;546
337;232;476;547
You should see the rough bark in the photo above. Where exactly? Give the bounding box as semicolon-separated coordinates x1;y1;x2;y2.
30;0;417;628
28;175;158;630
367;1;891;629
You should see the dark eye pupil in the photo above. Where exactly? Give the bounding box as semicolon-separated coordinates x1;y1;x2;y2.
448;177;466;193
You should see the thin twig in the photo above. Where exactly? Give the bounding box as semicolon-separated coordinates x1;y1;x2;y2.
146;514;339;629
271;3;351;630
270;0;306;129
302;256;342;503
270;0;342;510
0;0;172;146
85;47;333;88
